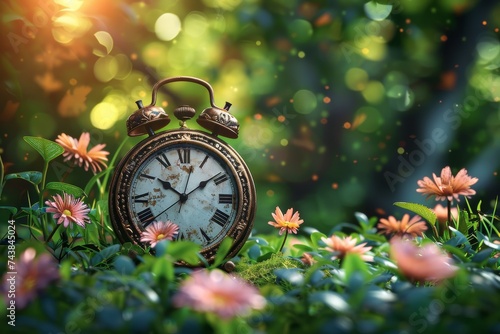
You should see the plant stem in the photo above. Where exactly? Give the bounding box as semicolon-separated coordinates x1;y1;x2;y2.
447;199;451;227
96;178;104;200
45;223;61;244
40;160;50;239
278;230;289;253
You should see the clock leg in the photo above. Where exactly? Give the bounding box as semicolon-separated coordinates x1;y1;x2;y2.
222;260;236;273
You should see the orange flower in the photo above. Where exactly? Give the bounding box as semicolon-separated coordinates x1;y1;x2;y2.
377;214;427;238
301;252;316;266
390;237;458;283
140;221;179;248
416;166;478;202
56;132;109;173
321;235;373;261
268;207;303;235
433;204;458;223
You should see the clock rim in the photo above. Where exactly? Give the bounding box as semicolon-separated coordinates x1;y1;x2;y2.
109;128;256;265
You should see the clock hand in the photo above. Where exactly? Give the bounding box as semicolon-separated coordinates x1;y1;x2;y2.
146;199;181;226
178;166;194;213
186;171;222;196
149;171;222;223
157;178;183;196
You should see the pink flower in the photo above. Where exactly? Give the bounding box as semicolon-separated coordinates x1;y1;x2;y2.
2;248;59;309
321;235;373;261
172;269;266;319
45;193;90;228
268;207;304;235
390;237;458;283
140;221;179;248
416;166;478;202
56;132;109;173
377;214;428;238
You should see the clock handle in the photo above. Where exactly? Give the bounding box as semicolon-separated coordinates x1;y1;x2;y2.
150;76;219;109
150;76;240;139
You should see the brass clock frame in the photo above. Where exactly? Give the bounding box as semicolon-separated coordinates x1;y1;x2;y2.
109;128;256;265
109;76;256;266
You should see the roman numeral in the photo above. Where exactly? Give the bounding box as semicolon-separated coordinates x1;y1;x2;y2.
176;232;186;241
156;154;171;168
210;209;230;227
213;173;229;185
133;192;149;204
199;154;209;168
140;173;155;180
137;207;154;226
218;194;233;204
200;228;211;243
177;149;190;164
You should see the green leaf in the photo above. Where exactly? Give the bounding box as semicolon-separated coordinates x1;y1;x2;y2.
471;249;494;264
5;171;42;186
152;256;174;281
373;256;397;270
394;201;437;226
90;244;121;266
354;212;369;226
483;239;500;251
441;244;469;263
0;206;18;215
166;240;202;265
23;136;64;163
45;182;86;197
457;209;469;235
274;268;304;286
212;237;234;268
292;244;314;252
342;253;371;282
309;291;350;313
114;255;136;275
446;227;470;248
311;231;327;248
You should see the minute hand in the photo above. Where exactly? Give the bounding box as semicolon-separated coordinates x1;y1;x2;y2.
186;172;222;195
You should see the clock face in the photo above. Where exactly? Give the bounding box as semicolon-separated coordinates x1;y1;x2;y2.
129;144;238;247
109;130;256;264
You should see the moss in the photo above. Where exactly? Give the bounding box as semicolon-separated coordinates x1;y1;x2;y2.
235;253;304;287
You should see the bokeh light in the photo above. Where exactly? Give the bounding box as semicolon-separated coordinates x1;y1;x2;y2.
345;68;369;91
90;102;120;130
155;13;182;41
94;56;119;82
292;90;317;114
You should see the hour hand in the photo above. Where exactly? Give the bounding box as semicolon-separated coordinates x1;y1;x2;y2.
157;178;182;196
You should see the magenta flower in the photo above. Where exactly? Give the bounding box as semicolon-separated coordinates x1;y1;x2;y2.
45;193;90;228
1;248;59;309
172;269;266;319
140;221;179;248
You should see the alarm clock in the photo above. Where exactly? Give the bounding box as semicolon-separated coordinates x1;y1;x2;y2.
109;76;256;266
